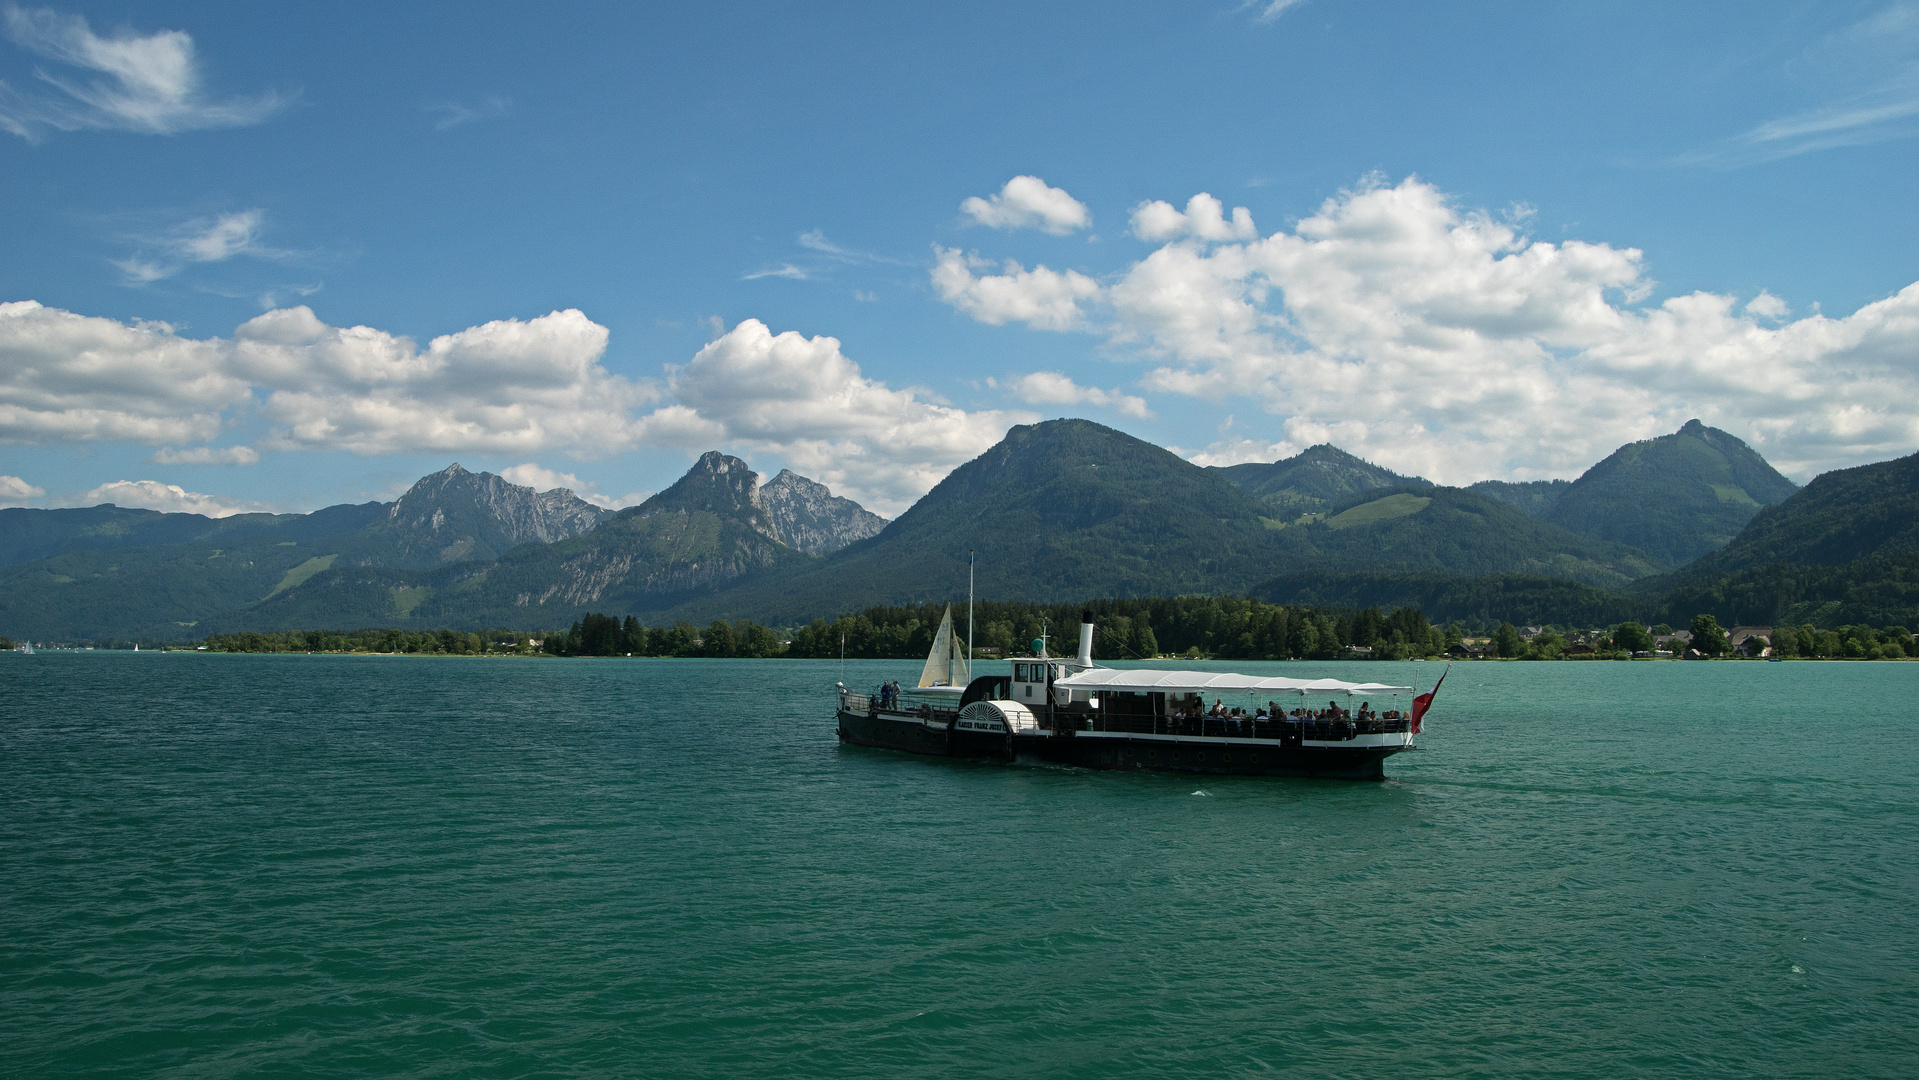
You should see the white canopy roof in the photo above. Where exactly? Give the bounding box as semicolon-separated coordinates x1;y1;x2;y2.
1052;668;1413;695
902;684;966;696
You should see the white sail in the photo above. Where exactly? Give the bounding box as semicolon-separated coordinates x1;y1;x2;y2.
949;609;970;686
919;605;956;687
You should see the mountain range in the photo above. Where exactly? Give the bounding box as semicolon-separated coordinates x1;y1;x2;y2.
4;416;1912;641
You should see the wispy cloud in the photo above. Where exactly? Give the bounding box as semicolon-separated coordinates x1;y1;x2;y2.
113;208;300;285
742;229;913;283
741;263;810;281
428;94;511;131
1684;2;1919;165
0;5;287;140
797;228;912;266
797;229;860;260
1241;0;1306;23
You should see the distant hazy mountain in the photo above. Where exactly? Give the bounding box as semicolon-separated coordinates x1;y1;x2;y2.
0;463;607;638
1211;444;1430;517
1542;420;1798;568
0;520;376;640
222;452;816;632
0;502;384;568
756;469;887;555
1468;479;1572;517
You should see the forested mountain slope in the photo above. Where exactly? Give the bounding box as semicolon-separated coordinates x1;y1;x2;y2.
1210;444;1429;517
1653;451;1919;628
1543;420;1798;567
1676;450;1919;576
1468;479;1572;517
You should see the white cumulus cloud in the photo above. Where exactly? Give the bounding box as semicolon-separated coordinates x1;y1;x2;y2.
1;473;46;504
1130;193;1257;243
1000;372;1153;419
931;247;1101;331
943;175;1919;483
960;175;1091;235
0;300;657;456
238;306;656;455
148;444;258;465
0;6;286;139
646;318;1037;515
73;479;259;517
0;299;250;444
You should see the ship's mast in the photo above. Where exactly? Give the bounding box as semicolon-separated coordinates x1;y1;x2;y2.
967;548;974;679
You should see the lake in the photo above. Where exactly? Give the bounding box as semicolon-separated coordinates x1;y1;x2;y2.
3;653;1915;1078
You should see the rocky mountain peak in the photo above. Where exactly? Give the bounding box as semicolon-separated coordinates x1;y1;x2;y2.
756;470;888;556
626;454;888;556
386;464;608;559
633;451;777;540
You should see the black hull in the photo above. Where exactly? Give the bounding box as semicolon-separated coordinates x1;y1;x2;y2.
837;709;1404;781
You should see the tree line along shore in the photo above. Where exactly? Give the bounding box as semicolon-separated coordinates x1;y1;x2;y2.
16;595;1911;661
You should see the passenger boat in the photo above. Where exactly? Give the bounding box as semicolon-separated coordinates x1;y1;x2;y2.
837;610;1444;780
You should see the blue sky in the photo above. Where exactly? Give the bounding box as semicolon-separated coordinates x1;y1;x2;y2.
3;0;1917;517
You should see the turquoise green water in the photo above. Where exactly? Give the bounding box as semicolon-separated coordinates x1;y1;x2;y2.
3;653;1916;1078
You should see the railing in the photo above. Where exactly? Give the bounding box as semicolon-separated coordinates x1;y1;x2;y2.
1056;713;1411;741
839;688;959;725
839;684;1409;742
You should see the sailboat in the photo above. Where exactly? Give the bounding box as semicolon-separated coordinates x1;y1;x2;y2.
916;604;970;688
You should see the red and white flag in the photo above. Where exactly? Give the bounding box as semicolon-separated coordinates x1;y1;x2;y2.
1410;665;1449;734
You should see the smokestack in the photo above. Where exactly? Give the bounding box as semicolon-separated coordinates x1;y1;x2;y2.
1076;610;1095;668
